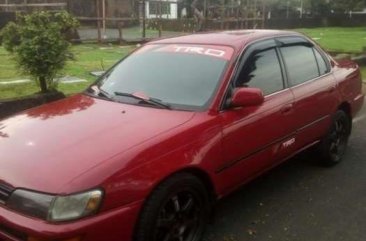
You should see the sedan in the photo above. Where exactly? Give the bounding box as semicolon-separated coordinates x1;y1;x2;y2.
0;30;364;241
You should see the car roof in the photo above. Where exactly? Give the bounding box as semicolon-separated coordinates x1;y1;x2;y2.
150;30;303;49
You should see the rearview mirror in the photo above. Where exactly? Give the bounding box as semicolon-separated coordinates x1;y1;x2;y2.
231;87;264;108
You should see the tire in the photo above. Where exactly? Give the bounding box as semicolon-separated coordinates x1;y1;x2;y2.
318;110;352;166
134;173;210;241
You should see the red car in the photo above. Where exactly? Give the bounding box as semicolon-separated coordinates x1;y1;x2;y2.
0;30;364;241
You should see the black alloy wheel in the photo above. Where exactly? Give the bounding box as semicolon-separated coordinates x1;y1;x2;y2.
134;173;210;241
320;110;351;166
154;191;202;241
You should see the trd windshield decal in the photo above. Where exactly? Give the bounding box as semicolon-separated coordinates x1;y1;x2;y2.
136;44;234;61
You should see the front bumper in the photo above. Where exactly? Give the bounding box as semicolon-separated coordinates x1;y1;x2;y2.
0;201;142;241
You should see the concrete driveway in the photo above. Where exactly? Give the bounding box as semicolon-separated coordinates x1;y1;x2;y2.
204;99;366;241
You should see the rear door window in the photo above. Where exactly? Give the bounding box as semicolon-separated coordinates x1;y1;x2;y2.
280;45;319;86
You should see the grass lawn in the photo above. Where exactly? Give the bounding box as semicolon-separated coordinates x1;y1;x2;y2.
296;27;366;54
0;44;135;99
1;27;366;100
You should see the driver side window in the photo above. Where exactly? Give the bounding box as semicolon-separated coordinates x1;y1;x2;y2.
235;48;285;96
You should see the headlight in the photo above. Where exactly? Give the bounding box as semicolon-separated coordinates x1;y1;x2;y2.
49;190;103;222
7;189;103;222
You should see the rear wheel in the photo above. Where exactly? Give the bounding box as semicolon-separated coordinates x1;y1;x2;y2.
319;110;351;166
134;173;210;241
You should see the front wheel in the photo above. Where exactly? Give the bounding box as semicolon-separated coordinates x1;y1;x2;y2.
134;173;210;241
319;110;351;166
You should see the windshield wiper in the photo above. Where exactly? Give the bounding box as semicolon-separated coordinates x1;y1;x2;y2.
114;92;171;109
87;85;114;100
98;88;113;99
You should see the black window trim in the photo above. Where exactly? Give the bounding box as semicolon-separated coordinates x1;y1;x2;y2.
219;34;333;111
313;46;331;75
312;48;322;75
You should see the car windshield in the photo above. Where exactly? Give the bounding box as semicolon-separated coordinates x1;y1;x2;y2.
95;44;234;111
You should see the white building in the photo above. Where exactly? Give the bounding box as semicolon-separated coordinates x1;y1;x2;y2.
145;0;178;19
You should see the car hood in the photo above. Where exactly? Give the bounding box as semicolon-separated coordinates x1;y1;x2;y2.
0;94;194;193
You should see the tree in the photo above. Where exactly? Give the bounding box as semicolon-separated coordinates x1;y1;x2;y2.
266;0;308;18
307;0;331;16
1;11;79;93
330;0;365;13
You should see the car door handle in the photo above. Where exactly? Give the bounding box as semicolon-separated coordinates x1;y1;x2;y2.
281;104;293;114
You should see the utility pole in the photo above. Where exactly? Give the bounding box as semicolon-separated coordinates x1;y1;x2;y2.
286;0;290;19
139;0;146;38
143;0;146;38
24;0;28;13
262;0;266;28
102;0;106;39
96;0;102;43
300;0;303;18
204;0;207;17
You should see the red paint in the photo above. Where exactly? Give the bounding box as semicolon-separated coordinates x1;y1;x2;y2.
0;30;364;241
231;88;265;107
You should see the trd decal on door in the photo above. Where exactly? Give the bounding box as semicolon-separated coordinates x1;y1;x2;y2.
282;138;296;148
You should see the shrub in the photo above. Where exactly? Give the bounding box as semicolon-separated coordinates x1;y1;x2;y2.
1;11;79;93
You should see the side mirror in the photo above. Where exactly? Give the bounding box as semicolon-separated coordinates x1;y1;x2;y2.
231;87;264;108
